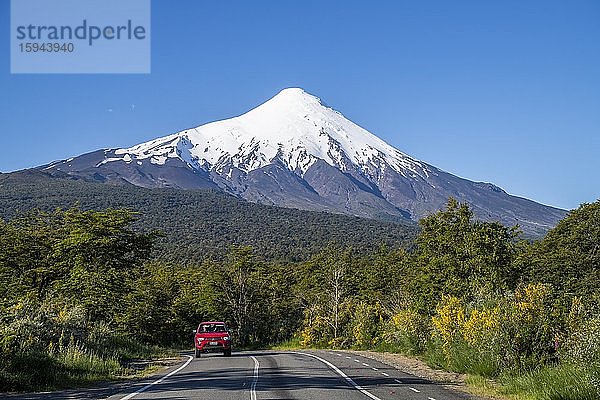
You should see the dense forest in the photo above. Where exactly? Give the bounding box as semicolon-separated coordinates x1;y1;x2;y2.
0;172;599;399
0;171;416;262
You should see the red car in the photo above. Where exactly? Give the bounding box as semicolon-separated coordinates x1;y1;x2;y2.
193;321;232;357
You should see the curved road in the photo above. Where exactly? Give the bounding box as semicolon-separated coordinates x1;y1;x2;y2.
106;350;472;400
5;350;475;400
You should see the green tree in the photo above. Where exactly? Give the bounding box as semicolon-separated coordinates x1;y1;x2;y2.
119;262;183;344
0;208;155;323
413;198;520;311
353;246;414;304
525;200;600;300
50;209;155;323
252;262;302;344
296;247;354;345
204;246;265;346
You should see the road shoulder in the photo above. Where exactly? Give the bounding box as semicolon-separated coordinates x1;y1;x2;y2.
1;356;184;400
342;350;502;400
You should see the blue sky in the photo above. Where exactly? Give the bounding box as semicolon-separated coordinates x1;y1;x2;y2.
0;0;598;210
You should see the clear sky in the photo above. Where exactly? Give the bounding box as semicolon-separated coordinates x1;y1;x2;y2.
0;0;598;210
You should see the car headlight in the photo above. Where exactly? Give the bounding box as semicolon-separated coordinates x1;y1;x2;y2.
197;337;206;341
223;336;231;341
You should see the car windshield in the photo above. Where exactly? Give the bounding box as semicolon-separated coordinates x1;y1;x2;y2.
199;323;226;333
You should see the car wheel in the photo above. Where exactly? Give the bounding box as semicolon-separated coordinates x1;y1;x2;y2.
195;348;201;358
224;349;232;357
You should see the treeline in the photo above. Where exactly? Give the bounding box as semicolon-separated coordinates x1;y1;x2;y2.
1;198;599;397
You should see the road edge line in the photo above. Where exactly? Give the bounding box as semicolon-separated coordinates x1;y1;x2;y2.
118;355;193;400
290;352;383;400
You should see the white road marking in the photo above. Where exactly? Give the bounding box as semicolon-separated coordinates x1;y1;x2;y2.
250;356;260;400
371;367;379;371
409;387;421;393
381;372;389;377
428;397;437;400
354;359;361;363
394;379;403;384
346;356;352;359
362;363;370;367
118;355;193;400
292;352;383;400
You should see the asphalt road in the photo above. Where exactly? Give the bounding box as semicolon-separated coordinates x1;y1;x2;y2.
4;350;476;400
106;350;472;400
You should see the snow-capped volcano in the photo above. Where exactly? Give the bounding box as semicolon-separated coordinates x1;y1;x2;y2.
40;88;566;235
106;88;429;180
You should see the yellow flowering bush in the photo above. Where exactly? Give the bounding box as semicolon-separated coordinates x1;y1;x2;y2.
566;296;585;332
462;307;501;347
431;295;466;349
504;283;555;368
351;302;382;349
383;308;429;353
299;305;331;347
514;283;551;323
427;284;557;375
299;314;329;347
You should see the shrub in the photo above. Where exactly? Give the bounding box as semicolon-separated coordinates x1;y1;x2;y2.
428;284;557;376
350;302;383;349
503;283;556;370
383;308;429;354
562;316;600;368
300;305;332;348
431;295;466;357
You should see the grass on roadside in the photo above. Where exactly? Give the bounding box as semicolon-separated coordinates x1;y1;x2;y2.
0;337;178;393
268;338;600;400
269;336;303;350
498;363;600;400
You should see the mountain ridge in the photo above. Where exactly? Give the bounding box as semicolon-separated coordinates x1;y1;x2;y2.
35;88;566;235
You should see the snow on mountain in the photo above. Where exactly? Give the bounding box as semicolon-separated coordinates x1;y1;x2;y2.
108;88;430;180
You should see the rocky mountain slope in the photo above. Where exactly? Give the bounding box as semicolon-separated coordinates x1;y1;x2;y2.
38;88;566;235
